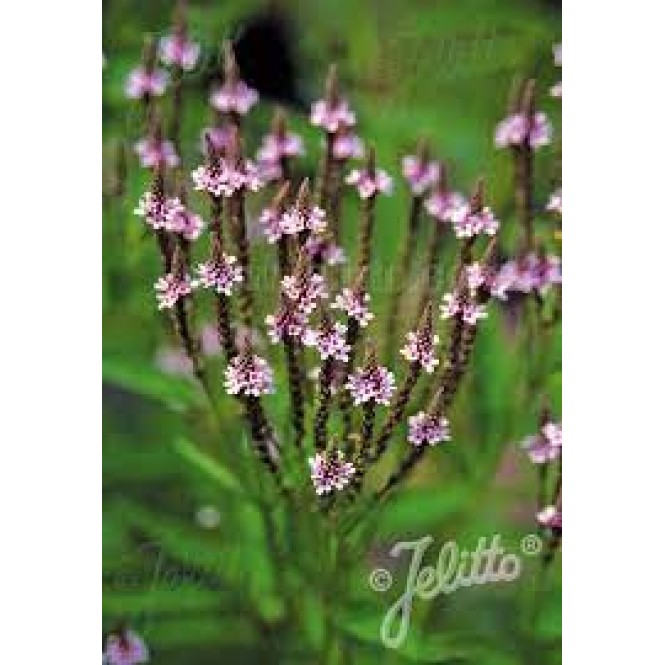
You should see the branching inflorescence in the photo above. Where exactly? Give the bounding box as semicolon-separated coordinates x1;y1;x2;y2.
124;5;561;514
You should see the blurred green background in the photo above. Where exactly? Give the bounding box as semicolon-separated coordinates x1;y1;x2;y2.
103;0;561;662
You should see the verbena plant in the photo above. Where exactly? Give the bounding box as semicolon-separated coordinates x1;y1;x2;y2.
103;4;561;663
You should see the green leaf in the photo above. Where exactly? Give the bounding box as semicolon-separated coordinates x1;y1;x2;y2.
173;437;245;496
103;355;203;412
373;486;472;538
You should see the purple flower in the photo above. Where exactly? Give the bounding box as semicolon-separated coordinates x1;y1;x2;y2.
195;254;243;295
332;130;364;160
546;189;562;215
304;234;346;266
309;450;356;495
125;66;168;99
346;364;395;406
134;191;184;230
104;630;149;665
280;204;327;236
265;306;308;343
494;113;529;146
199;126;232;154
168;208;205;240
331;288;373;327
407;411;451;446
257;131;304;163
531;254;562;294
495;112;552;150
550;81;562;99
192;157;263;198
440;291;487;325
310;99;356;133
521;421;562;464
154;271;194;309
159;33;200;71
402;155;440;196
304;321;350;361
450;203;499;239
134;137;179;169
259;208;283;244
224;354;274;396
400;329;439;374
537;504;562;531
210;80;259;115
425;190;466;223
528;112;553;148
281;273;328;314
464;262;512;301
346;168;393;199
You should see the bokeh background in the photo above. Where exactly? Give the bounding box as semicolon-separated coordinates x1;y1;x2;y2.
103;0;561;662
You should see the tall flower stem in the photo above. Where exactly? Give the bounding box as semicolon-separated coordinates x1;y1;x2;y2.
284;338;305;448
369;362;420;465
415;223;445;321
313;357;334;451
514;79;536;251
354;148;379;292
339;318;360;447
385;194;423;357
170;246;217;416
229;193;254;328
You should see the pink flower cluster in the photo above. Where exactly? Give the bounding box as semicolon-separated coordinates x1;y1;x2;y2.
331;288;373;327
407;412;451;446
169;208;205;241
494;253;562;296
440;291;487;326
464;262;511;301
224;354;274;396
279;204;327;237
125;66;168;99
494;112;552;150
134;191;204;239
537;504;562;531
195;254;243;295
199;126;232;154
346;364;395;405
154;272;194;309
210;80;259;115
402;155;440;196
450;203;499;239
304;234;346;266
425;190;466;223
281;273;328;314
266;305;308;343
192;157;263;198
257;130;304;166
400;329;439;374
309;450;356;495
346;168;393;199
521;421;562;464
134;137;179;169
304;321;350;361
159;33;200;71
310;98;356;133
134;191;184;230
333;131;364;161
266;272;329;342
103;629;149;665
